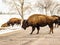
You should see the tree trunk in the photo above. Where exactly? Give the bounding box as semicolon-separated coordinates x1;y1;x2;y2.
45;9;47;15
13;0;23;19
21;5;24;19
21;0;24;20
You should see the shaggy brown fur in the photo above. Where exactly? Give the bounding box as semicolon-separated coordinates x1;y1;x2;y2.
22;14;57;34
7;18;21;26
1;23;9;27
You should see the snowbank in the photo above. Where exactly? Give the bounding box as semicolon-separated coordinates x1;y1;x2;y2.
0;25;21;34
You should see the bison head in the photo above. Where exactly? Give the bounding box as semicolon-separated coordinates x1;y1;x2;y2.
22;20;28;30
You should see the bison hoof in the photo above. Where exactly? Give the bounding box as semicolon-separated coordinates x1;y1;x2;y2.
36;33;39;34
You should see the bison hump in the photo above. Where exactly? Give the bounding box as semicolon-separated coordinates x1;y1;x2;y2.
27;15;47;25
9;18;21;22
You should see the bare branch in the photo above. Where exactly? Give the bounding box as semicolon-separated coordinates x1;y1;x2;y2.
13;0;22;17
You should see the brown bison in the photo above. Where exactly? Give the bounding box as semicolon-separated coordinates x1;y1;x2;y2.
22;14;58;34
1;23;9;27
51;15;60;28
7;18;21;26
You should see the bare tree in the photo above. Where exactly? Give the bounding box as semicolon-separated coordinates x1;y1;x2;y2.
50;4;60;15
35;0;60;15
2;0;32;19
19;0;24;19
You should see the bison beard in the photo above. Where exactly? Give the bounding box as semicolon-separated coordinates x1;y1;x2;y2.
22;14;56;34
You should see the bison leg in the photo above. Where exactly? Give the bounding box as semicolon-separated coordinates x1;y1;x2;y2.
36;26;40;34
56;24;59;28
55;23;58;28
11;23;14;27
55;23;59;28
30;26;35;34
55;23;57;28
49;24;53;34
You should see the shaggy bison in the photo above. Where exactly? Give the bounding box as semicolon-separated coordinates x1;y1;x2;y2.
1;23;9;27
22;14;59;34
7;18;21;26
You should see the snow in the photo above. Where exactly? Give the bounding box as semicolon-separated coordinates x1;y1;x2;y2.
0;29;18;34
0;26;21;34
0;24;21;34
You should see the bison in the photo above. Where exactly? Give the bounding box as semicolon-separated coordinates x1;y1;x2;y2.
1;23;9;27
51;15;60;28
22;14;58;34
7;18;21;26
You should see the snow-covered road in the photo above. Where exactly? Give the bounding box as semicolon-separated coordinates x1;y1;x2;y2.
0;25;21;34
0;26;60;45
